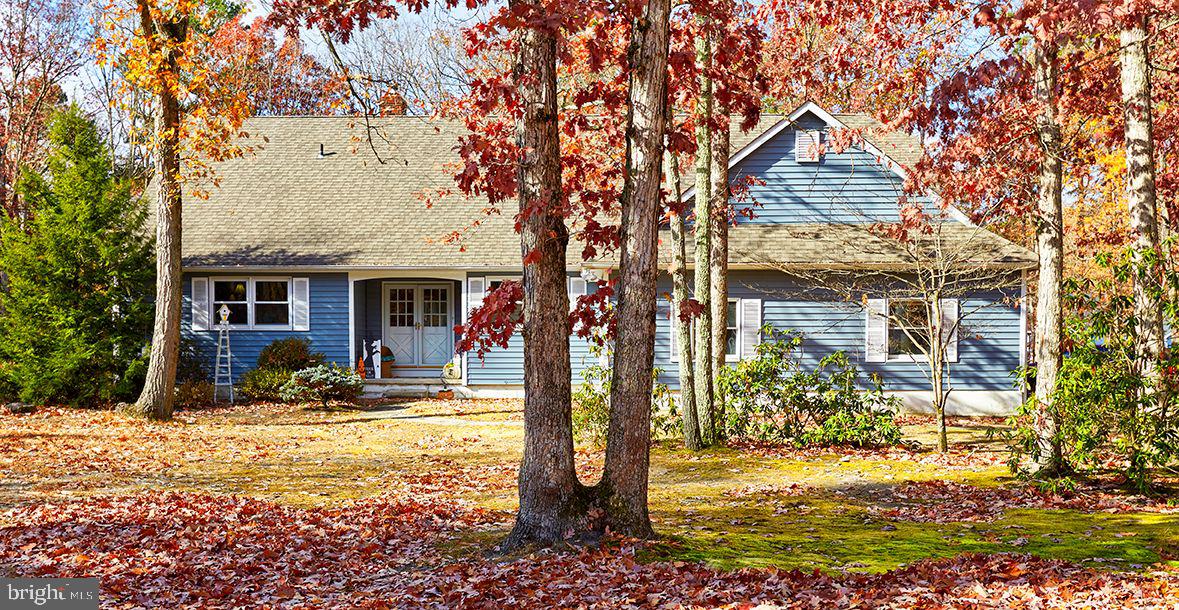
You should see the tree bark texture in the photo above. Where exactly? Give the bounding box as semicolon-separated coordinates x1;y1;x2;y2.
602;0;672;538
128;7;186;422
691;18;715;445
929;299;948;453
709;116;730;436
1032;41;1064;474
669;156;702;450
502;6;585;549
1121;15;1164;396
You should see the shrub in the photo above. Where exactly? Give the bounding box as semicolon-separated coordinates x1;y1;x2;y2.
1005;270;1179;490
115;343;151;400
572;356;677;448
718;325;902;448
280;364;362;407
257;337;324;372
239;368;293;402
174;380;215;409
0;363;18;402
572;364;611;447
802;409;902;448
0;107;153;405
176;338;209;383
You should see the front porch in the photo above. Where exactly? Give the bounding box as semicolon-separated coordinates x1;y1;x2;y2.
351;275;465;387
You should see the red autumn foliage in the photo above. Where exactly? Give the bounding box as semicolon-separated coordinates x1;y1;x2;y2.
454;279;523;358
204;16;346;116
3;492;1177;609
871;480;1179;524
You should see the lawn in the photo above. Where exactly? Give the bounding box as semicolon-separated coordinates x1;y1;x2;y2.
1;399;1177;608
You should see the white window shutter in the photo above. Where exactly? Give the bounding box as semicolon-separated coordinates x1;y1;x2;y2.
292;277;310;331
568;277;587;310
740;298;761;359
865;298;888;363
191;277;210;331
795;130;821;163
467;277;485;314
940;298;959;363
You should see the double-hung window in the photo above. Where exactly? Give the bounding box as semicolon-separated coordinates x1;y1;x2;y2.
486;278;523;324
724;299;739;360
212;280;249;326
211;277;292;329
866;297;958;364
673;298;752;363
254;280;291;326
887;299;930;358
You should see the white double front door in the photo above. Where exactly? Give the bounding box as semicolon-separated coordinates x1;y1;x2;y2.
382;283;453;369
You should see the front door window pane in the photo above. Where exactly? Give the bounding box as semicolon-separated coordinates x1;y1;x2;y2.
423;288;448;327
389;288;415;327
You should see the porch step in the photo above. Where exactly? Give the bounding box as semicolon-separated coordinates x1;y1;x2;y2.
362;381;471;399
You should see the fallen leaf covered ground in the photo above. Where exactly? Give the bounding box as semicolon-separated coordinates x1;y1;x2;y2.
1;400;1177;608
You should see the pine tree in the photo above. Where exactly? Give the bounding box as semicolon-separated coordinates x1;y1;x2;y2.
0;106;154;404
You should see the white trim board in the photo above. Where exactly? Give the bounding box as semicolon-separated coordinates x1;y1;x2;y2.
347;273;356;369
460;386;1020;415
888;390;1022;416
182;265;590;274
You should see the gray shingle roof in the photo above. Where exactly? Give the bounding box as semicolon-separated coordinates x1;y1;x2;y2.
180;116;531;269
832;113;924;169
660;223;1036;270
177;112;1026;271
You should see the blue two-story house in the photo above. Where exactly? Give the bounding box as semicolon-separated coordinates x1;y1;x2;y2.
178;102;1036;414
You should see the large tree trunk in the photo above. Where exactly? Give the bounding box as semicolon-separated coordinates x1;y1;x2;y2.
709;116;730;437
1121;14;1164;399
601;0;672;538
1032;41;1064;475
502;3;585;549
691;13;715;445
126;11;187;422
669;154;702;449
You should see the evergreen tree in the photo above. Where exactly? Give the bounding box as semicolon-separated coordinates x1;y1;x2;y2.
0;106;154;404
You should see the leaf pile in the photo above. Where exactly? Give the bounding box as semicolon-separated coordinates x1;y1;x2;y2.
723;482;816;499
726;439;1007;469
871;480;1179;523
0;408;304;477
395;548;1179;609
4;494;1175;610
0;492;502;608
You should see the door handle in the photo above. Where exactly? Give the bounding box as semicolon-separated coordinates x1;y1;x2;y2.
415;322;422;329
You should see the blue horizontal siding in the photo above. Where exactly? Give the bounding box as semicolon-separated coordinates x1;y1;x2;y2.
655;271;1023;392
732;111;935;224
466;273;597;386
182;273;350;382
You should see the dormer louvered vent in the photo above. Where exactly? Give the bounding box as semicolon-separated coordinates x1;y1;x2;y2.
794;129;822;163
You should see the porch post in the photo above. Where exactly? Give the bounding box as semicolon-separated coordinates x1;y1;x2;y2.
347;273;356;375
